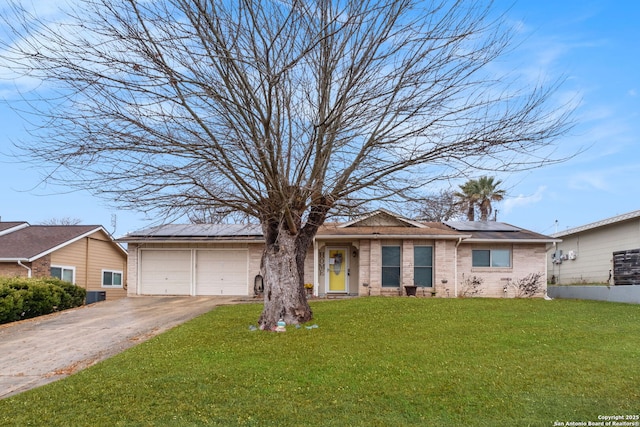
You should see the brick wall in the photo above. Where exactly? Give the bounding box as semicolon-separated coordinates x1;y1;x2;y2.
457;243;547;298
0;257;52;279
31;255;51;278
434;240;456;297
0;262;30;277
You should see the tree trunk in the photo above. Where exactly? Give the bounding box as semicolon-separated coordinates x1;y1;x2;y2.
467;203;475;221
258;231;312;330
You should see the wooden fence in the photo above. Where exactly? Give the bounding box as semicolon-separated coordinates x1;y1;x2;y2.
613;248;640;285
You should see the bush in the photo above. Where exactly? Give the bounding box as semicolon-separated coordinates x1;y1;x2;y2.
513;273;544;298
0;277;87;324
0;283;25;323
460;275;483;297
42;278;87;309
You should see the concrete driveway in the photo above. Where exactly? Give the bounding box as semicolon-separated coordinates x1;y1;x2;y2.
0;296;250;399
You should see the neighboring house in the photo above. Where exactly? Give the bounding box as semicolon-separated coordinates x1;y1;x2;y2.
119;210;556;298
548;209;640;285
0;222;128;300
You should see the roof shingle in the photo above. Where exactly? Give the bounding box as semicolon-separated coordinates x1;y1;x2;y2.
0;224;105;261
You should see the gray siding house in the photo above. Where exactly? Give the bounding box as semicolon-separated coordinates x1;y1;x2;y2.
548;209;640;285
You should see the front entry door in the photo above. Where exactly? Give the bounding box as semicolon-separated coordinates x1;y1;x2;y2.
327;248;348;293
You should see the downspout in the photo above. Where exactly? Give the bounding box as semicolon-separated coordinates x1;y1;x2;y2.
17;260;32;278
454;237;463;298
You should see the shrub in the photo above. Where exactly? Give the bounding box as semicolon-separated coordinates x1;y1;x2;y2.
42;278;87;309
0;284;25;323
460;274;483;297
512;273;544;298
0;277;87;324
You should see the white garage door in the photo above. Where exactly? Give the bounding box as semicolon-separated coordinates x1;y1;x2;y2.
196;250;248;295
140;250;191;295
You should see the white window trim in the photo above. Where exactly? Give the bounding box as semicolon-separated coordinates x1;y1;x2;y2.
102;269;124;288
50;265;76;284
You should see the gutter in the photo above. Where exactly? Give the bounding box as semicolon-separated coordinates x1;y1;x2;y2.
17;260;32;278
316;234;471;241
463;238;561;244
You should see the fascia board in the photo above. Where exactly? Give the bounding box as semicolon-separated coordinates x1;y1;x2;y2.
316;234;471;240
462;238;562;244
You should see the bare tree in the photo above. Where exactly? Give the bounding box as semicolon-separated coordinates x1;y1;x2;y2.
415;189;466;222
1;0;573;329
39;217;83;226
187;206;254;225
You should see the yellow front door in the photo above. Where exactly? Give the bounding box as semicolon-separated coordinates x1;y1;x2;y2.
328;248;347;292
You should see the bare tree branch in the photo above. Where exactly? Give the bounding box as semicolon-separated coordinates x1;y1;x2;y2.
1;0;575;327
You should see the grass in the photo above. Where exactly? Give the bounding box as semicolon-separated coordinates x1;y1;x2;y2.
1;298;639;426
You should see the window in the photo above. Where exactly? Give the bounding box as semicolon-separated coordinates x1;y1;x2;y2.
414;246;433;287
102;270;123;288
50;266;75;283
472;249;511;268
382;246;401;287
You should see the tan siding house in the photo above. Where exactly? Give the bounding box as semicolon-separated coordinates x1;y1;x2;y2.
549;209;640;285
0;222;127;300
120;210;556;298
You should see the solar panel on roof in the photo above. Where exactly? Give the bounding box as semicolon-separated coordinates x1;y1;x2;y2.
444;221;521;232
132;223;263;237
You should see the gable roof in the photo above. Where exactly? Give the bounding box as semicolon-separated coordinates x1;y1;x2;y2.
552;209;640;238
445;221;559;243
339;208;427;229
318;221;465;239
0;223;125;262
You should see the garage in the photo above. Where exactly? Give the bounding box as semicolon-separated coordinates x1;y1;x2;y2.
139;250;191;295
196;250;248;295
120;223;263;297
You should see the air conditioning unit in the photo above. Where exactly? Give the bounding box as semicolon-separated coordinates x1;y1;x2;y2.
568;250;577;260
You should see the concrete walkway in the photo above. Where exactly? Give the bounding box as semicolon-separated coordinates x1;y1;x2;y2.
0;296;250;399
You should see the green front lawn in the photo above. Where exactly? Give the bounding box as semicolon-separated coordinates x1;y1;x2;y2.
1;298;639;426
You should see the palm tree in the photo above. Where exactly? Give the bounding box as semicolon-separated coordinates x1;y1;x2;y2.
455;180;480;221
475;176;505;221
455;176;505;221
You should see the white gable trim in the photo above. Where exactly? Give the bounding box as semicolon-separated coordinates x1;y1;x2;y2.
338;208;427;229
552;209;640;237
0;222;29;237
27;227;127;261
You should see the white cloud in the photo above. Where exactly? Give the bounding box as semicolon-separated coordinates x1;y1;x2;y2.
503;185;546;214
629;89;637;97
567;163;640;193
568;172;608;191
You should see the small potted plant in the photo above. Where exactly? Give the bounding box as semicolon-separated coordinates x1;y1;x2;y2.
404;283;417;297
304;283;314;296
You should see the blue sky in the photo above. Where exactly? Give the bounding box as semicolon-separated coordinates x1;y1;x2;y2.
0;0;638;237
